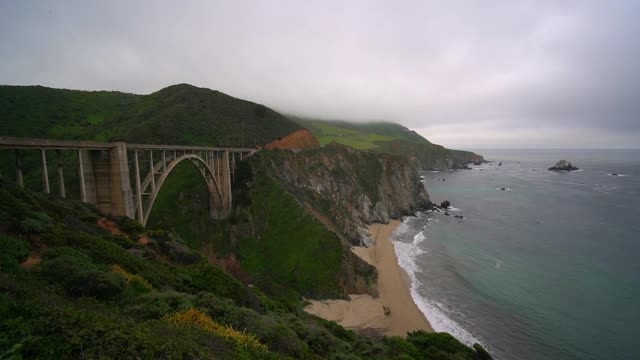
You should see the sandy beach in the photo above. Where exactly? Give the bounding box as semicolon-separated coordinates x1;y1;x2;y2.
305;220;432;336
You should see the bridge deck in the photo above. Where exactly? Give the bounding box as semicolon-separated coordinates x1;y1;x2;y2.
0;136;256;153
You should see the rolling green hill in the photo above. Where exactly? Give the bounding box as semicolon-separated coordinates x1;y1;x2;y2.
292;117;484;169
0;84;301;146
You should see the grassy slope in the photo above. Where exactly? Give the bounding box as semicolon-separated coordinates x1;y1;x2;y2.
0;84;300;146
294;117;483;169
0;181;491;360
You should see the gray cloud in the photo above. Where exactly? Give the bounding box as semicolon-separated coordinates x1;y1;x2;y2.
1;0;639;148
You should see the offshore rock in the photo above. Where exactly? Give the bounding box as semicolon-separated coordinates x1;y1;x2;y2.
549;160;579;171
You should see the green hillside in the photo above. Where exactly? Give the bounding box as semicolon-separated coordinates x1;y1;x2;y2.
0;84;494;358
0;84;301;146
0;181;492;359
293;117;483;169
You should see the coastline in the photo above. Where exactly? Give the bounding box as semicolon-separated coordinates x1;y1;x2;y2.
305;220;433;336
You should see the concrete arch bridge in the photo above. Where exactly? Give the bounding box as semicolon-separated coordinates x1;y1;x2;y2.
0;137;256;226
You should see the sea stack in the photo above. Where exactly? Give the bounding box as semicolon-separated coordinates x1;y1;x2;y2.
548;160;579;171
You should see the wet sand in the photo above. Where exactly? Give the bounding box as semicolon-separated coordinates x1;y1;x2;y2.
305;220;432;336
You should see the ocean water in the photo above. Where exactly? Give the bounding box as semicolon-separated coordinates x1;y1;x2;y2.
391;149;640;360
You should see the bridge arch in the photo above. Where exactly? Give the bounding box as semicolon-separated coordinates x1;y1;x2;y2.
139;153;230;226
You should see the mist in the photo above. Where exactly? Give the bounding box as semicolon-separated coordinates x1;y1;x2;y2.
1;0;639;148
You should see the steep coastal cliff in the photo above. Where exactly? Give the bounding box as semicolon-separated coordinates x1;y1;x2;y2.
257;143;430;246
294;118;485;170
181;143;431;299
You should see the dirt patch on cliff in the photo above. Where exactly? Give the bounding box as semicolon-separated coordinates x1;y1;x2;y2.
21;252;41;270
200;243;251;284
97;218;129;239
138;234;150;245
265;129;320;150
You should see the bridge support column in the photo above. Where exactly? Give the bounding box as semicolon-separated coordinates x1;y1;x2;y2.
41;149;50;194
78;150;87;202
15;150;23;189
134;150;144;223
56;150;65;198
107;142;135;218
77;144;134;218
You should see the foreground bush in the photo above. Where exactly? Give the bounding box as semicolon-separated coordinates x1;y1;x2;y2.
163;308;267;352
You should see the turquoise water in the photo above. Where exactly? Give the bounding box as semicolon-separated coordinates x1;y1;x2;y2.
392;149;640;360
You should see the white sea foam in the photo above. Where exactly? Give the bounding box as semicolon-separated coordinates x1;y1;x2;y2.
448;207;462;212
607;173;630;177
392;230;484;349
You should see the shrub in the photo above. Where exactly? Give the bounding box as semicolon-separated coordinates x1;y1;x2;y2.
196;292;236;317
111;264;152;290
180;262;251;305
384;336;419;359
127;290;195;319
252;313;308;357
0;235;30;273
407;331;476;359
473;343;493;360
163;308;267;352
19;212;53;234
66;270;126;298
39;247;125;298
113;216;144;237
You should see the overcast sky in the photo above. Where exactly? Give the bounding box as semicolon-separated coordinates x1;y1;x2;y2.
1;1;639;148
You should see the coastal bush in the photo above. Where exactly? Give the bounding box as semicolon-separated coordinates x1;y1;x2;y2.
19;211;53;234
39;247;125;298
251;313;309;356
383;336;419;359
407;331;477;359
126;290;195;319
0;235;30;274
196;291;237;317
147;231;201;264
163;308;267;352
180;261;252;306
111;264;152;290
113;215;144;237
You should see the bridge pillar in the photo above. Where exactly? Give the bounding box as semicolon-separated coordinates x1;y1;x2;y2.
208;150;232;219
222;150;232;212
78;143;134;218
108;142;135;218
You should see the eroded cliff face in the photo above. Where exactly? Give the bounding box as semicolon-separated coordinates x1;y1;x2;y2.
415;147;485;170
264;128;320;150
257;143;430;246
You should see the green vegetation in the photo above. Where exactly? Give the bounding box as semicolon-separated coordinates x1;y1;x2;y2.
293;117;483;169
0;83;493;358
236;169;344;298
0;180;491;359
305;121;397;150
147;159;346;299
147;161;222;250
0;83;300;147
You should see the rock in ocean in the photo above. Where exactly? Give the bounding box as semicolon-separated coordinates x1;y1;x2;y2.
548;160;579;171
